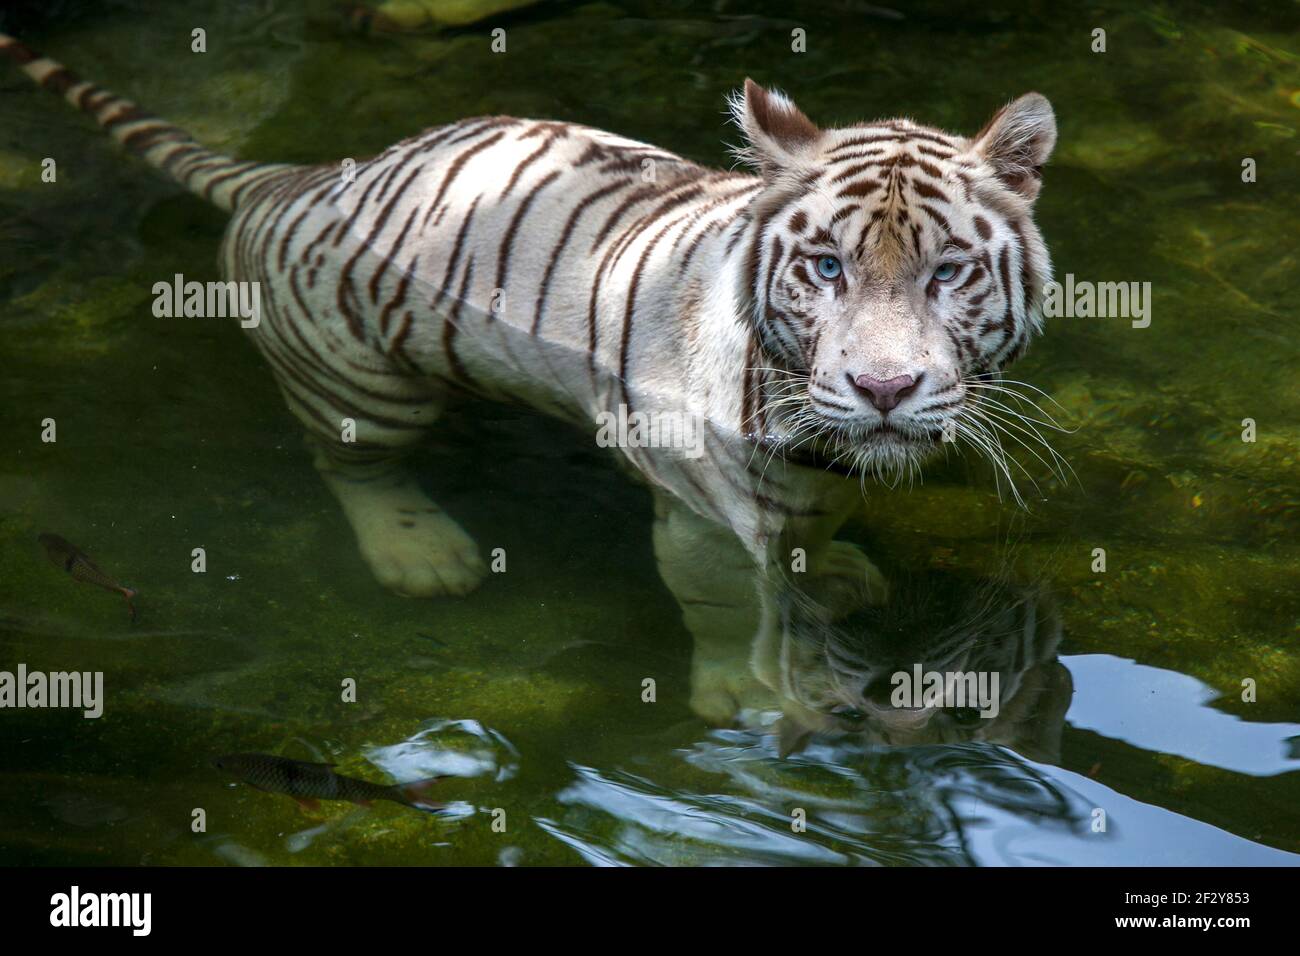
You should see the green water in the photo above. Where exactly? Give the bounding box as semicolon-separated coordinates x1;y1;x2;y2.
0;0;1297;865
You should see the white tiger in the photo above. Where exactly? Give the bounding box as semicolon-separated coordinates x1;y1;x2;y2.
2;33;1058;723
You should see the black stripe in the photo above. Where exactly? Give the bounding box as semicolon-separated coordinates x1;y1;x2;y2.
40;66;80;95
493;169;561;320
423;130;507;230
379;255;419;335
619;210;690;382
368;203;423;303
442;255;476;384
500;129;562;199
531;180;627;336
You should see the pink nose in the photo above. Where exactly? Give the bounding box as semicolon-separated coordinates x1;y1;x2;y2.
850;373;920;413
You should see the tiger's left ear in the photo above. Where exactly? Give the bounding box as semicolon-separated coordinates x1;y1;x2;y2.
731;78;823;182
969;92;1057;202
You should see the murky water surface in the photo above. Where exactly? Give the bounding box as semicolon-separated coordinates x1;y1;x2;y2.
0;0;1297;865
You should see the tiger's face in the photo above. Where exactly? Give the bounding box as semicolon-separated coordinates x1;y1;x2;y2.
755;570;1073;764
733;81;1057;480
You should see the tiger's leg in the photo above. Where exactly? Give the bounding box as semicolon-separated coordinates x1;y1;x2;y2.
650;492;778;725
238;261;488;598
307;415;488;598
311;436;488;597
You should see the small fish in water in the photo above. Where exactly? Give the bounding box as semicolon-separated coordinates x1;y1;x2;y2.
212;753;445;814
38;533;137;621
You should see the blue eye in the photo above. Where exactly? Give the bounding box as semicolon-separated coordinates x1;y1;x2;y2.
830;706;867;722
933;262;960;282
816;256;842;280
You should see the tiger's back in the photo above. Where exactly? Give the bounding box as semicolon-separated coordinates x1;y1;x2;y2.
224;116;764;454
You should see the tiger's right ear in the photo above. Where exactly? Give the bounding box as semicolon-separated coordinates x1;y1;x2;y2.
730;78;823;182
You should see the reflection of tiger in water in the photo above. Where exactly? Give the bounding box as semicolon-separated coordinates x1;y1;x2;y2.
3;34;1059;724
754;570;1073;763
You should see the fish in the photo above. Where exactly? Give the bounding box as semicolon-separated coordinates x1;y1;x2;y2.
38;533;137;621
212;753;446;814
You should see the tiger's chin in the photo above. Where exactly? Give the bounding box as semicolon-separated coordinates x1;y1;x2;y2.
801;416;945;484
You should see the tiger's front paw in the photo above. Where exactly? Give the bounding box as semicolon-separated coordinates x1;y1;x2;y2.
357;510;488;598
690;655;777;727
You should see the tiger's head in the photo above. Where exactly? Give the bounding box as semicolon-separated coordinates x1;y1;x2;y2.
731;80;1057;482
754;568;1073;764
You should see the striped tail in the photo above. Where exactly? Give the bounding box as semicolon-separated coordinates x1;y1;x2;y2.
0;31;293;213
